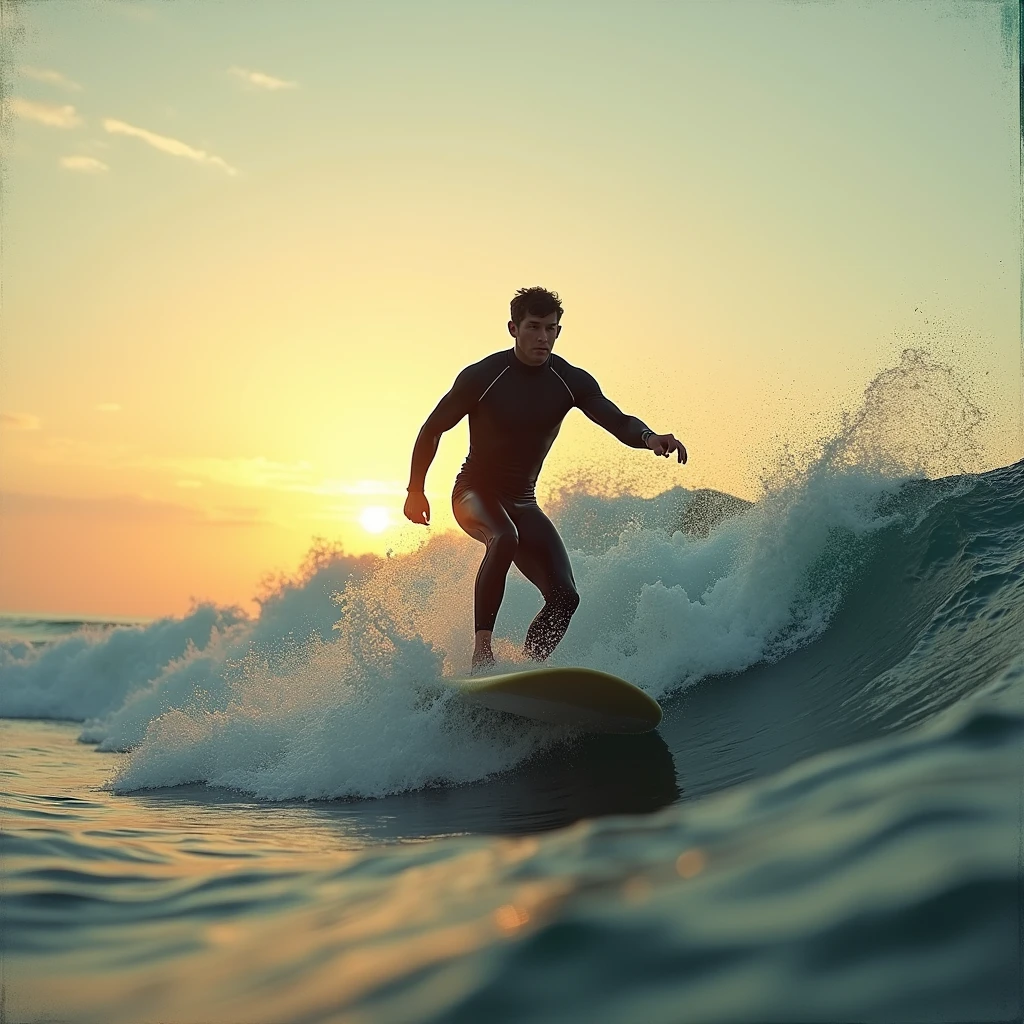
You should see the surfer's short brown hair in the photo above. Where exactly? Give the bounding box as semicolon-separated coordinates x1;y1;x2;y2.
510;286;563;326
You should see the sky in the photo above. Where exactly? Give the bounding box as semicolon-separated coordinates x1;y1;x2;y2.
0;0;1020;620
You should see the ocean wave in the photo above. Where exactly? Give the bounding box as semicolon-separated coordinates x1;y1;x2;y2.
1;352;1021;804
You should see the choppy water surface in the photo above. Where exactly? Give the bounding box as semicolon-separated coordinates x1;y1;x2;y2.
3;356;1023;1023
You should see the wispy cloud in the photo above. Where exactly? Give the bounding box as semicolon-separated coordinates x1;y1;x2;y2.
8;97;82;128
163;462;406;500
19;66;83;91
20;437;405;504
0;490;266;527
1;413;42;431
28;441;312;491
228;66;299;91
61;155;109;174
105;3;158;22
103;118;237;175
305;479;408;497
168;455;315;490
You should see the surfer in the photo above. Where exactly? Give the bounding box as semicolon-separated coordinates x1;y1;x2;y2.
404;286;687;670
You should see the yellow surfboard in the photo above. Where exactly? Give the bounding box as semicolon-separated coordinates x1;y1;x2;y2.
449;666;662;734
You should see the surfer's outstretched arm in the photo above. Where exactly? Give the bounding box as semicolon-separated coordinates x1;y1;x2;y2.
568;368;650;447
571;369;688;463
405;368;477;524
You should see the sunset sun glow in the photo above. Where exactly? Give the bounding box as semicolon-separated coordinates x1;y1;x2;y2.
0;1;1016;622
359;506;391;534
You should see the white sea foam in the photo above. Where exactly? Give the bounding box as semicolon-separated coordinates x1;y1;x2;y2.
0;604;250;723
0;462;901;799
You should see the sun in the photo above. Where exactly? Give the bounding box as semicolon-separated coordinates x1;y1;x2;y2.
358;505;391;534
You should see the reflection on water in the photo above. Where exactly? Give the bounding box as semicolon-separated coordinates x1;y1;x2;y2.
5;693;1020;1024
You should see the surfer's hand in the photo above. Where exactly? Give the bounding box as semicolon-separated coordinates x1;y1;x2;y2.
404;490;430;526
646;433;687;464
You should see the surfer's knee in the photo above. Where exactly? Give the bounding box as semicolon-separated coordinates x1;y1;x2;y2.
488;525;519;562
550;583;580;617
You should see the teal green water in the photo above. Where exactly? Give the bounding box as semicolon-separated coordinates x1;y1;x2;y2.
3;459;1022;1023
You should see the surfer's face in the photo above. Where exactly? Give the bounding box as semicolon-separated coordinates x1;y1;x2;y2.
509;312;561;366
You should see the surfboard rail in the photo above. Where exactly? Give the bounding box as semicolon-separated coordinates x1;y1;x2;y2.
448;666;662;734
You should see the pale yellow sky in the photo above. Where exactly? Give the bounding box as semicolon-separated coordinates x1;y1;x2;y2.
0;0;1019;618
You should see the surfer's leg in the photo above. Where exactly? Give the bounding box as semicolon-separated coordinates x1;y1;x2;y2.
511;504;580;661
452;487;519;666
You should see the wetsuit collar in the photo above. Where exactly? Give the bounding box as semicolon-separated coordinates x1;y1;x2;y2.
508;347;552;373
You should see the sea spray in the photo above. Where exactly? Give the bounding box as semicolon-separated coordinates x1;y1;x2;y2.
3;350;997;800
111;588;555;800
107;458;908;798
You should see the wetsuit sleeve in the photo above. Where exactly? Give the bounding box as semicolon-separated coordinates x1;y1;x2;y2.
408;366;479;491
571;368;652;449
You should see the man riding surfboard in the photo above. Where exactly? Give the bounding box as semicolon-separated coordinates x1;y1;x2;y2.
404;286;687;670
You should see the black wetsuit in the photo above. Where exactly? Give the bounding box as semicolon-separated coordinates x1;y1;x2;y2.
410;348;651;657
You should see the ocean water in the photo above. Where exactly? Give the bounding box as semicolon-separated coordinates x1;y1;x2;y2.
3;354;1022;1023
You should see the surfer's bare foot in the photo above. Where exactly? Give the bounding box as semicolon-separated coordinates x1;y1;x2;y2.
471;647;495;671
471;629;495;673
